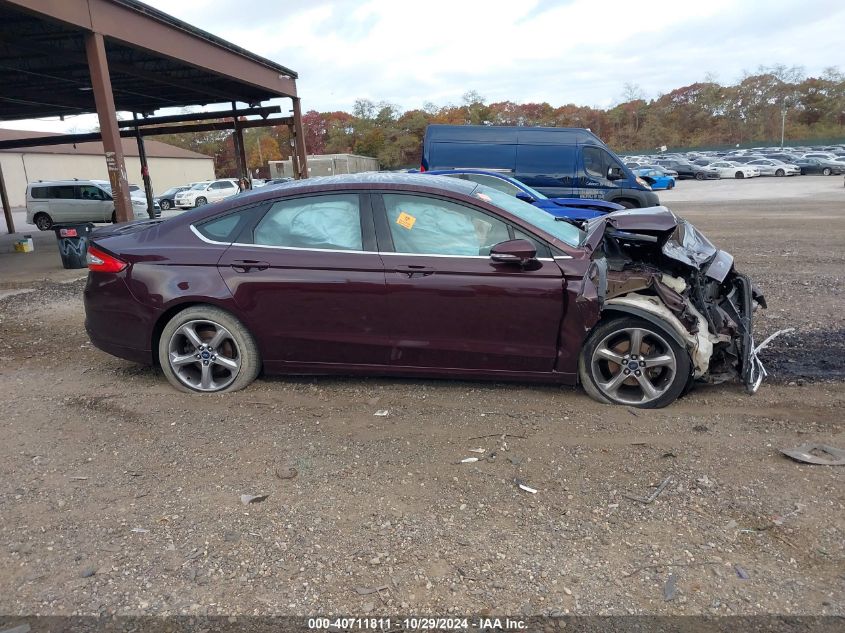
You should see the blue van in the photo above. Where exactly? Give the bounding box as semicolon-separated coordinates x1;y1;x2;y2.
421;125;659;208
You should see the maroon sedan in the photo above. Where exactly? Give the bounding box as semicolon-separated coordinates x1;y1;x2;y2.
84;173;767;408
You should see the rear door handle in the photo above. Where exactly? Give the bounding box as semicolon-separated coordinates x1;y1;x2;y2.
394;264;435;278
231;259;269;273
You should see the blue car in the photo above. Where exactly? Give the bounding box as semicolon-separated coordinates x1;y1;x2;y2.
418;169;624;220
635;168;676;190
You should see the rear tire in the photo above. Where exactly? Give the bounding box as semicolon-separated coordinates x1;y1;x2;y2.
578;316;691;409
158;305;261;394
34;213;53;231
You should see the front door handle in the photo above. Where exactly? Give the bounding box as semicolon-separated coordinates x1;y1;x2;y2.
394;264;435;278
231;259;269;273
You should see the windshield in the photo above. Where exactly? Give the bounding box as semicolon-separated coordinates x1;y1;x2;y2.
472;184;584;248
190;182;209;190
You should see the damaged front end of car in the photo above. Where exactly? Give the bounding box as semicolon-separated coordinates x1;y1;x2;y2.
579;206;772;394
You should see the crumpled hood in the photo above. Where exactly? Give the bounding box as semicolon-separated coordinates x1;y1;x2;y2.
582;206;734;281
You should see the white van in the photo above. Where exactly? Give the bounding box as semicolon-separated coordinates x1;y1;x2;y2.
25;179;150;230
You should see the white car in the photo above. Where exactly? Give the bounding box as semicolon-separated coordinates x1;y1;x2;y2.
746;159;801;177
707;161;760;179
174;179;239;208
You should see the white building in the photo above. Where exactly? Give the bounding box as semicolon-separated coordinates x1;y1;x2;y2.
0;129;215;207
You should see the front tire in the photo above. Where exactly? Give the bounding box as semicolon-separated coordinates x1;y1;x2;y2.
33;213;53;231
195;197;207;207
694;172;705;181
735;171;744;179
822;167;832;176
158;305;261;393
578;317;691;409
775;169;785;177
160;199;171;210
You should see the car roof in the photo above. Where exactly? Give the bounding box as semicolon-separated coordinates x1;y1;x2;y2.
262;172;479;196
28;178;104;186
423;168;516;180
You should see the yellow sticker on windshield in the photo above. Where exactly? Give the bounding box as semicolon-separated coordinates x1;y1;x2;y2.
396;211;416;230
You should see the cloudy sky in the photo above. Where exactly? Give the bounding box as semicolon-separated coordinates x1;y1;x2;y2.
4;0;844;132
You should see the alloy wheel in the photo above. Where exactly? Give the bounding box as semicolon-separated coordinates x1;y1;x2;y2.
590;327;678;406
167;319;241;392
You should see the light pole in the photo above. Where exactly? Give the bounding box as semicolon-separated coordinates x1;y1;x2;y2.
780;106;787;149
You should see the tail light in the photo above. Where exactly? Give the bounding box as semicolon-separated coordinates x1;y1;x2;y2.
87;245;127;273
419;164;426;172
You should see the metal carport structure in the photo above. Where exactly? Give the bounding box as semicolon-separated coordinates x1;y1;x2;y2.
0;0;308;233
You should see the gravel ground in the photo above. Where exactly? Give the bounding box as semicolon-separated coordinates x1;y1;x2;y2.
0;189;843;619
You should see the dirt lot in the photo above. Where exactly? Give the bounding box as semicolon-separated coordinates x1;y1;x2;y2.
0;180;843;619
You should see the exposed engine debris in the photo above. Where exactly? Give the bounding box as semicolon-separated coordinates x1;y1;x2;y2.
580;206;773;392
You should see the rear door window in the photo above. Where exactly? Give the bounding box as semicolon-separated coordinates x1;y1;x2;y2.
195;206;266;243
253;194;363;251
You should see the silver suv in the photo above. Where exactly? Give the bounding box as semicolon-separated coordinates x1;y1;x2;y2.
25;179;150;230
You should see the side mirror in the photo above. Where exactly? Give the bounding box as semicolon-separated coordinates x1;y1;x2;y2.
515;192;535;203
490;239;537;265
607;166;624;181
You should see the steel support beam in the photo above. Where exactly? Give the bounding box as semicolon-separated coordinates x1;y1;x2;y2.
85;31;132;223
0;117;296;151
118;106;281;129
232;101;248;184
133;112;155;219
0;160;14;234
291;97;308;179
287;123;299;180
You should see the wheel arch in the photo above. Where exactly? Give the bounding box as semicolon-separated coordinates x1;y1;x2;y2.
596;306;688;349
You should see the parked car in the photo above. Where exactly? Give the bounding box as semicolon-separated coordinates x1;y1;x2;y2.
83;173;768;408
707;161;760;179
634;168;675;190
745;158;800;177
801;152;838;161
767;153;802;163
641;165;679;177
25;179;149;230
422;124;659;208
653;160;719;180
420;169;624;220
155;186;191;210
794;158;844;176
174;179;239;208
117;183;161;216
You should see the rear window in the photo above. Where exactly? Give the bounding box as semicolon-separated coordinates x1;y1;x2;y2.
195;208;260;243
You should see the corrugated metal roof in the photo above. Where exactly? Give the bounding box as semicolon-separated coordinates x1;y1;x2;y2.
0;129;211;159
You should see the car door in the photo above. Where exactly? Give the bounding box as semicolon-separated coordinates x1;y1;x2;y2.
374;192;565;373
515;144;575;197
215;192;392;368
575;146;619;200
47;185;84;223
213;181;238;202
78;184;111;221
